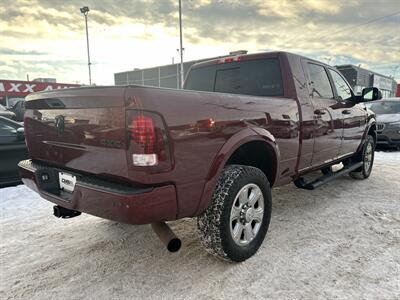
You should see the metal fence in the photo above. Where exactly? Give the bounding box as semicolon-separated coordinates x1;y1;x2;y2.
114;61;196;89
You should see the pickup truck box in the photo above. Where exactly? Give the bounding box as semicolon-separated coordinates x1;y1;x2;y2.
18;51;381;261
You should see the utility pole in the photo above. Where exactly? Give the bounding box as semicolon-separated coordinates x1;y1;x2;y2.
176;64;179;89
392;66;399;78
80;6;92;85
178;0;184;89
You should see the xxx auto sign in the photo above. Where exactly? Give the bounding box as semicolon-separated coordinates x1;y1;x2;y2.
0;79;80;98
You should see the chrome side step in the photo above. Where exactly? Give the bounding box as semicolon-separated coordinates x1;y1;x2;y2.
294;162;363;190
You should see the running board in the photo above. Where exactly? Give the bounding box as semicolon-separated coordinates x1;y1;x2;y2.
294;162;363;190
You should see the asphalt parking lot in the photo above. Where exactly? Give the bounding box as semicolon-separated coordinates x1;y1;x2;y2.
1;151;399;300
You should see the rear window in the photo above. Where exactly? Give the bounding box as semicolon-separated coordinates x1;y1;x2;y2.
185;58;283;97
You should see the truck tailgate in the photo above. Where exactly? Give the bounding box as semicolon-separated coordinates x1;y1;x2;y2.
24;87;130;181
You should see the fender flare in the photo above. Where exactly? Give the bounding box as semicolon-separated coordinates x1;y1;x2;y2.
194;127;280;215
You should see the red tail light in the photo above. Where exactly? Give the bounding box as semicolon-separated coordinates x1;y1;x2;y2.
127;110;171;169
131;116;156;154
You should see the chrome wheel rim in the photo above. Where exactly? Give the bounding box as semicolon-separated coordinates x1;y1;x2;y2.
230;183;264;246
364;142;373;173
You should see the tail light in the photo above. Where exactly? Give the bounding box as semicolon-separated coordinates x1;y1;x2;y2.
126;110;171;169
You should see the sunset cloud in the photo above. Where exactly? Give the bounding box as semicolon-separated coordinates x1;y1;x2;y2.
0;0;399;84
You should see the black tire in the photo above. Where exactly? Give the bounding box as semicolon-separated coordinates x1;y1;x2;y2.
197;165;272;262
349;135;375;179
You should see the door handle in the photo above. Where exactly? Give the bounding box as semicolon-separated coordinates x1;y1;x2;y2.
314;109;326;115
342;110;351;115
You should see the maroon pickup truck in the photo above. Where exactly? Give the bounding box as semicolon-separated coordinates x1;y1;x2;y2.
19;51;381;261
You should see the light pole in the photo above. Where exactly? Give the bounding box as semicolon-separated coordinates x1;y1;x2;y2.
178;0;184;89
80;6;92;85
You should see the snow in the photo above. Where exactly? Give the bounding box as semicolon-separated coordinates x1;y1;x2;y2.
1;151;399;299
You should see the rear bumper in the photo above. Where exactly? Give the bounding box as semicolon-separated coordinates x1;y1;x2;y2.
18;160;178;225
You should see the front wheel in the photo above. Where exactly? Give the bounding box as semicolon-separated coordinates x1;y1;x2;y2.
197;165;272;262
349;135;375;179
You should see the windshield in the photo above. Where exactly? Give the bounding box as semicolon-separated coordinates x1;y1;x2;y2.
366;101;400;114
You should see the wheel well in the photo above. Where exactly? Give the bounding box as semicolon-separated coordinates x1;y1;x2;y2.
225;141;277;185
368;124;377;145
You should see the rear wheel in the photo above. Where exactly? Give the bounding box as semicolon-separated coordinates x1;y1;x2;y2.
197;165;272;262
349;135;375;179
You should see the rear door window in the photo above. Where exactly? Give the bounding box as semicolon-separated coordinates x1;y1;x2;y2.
185;58;284;97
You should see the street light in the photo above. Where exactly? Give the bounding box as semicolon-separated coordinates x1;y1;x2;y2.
178;0;184;89
80;6;92;85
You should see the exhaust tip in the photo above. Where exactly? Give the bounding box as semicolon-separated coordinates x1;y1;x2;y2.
53;205;62;218
151;222;182;253
53;205;81;219
167;238;182;253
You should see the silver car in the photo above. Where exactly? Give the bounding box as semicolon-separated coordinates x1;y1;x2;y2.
366;98;400;149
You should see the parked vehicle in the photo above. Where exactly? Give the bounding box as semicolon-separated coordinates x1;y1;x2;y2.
0;116;28;187
18;51;381;261
0;104;16;120
10;100;26;122
366;98;400;149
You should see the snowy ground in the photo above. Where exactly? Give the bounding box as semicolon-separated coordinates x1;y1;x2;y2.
1;151;399;300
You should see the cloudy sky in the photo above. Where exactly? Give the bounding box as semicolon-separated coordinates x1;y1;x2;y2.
0;0;399;85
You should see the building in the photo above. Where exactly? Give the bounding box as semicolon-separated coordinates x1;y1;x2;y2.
33;78;57;83
336;65;397;98
114;51;247;88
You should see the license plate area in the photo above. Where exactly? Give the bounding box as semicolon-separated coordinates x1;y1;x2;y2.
59;172;76;193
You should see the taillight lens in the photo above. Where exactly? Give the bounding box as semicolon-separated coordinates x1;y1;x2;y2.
131;116;156;153
126;110;171;169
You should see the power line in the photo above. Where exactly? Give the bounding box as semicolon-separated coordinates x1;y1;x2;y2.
316;10;400;40
368;63;400;68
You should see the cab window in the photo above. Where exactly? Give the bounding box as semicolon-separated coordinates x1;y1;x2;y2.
307;63;333;99
328;69;352;101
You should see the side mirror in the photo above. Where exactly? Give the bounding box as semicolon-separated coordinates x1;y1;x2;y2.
361;87;382;102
